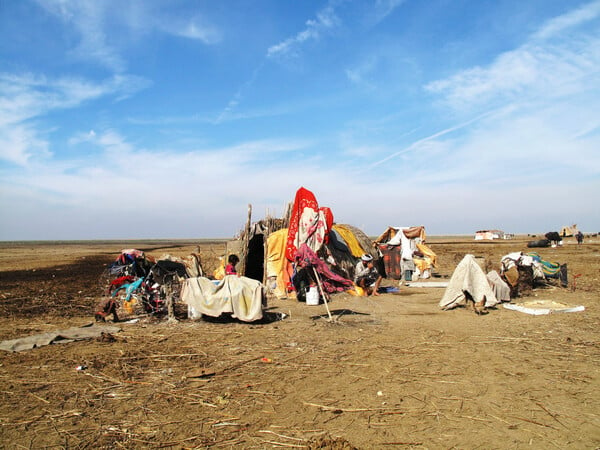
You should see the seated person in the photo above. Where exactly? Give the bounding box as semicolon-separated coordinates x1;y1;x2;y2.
354;254;382;296
225;254;239;275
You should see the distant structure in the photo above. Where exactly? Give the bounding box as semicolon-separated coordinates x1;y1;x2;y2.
474;230;512;240
560;224;579;237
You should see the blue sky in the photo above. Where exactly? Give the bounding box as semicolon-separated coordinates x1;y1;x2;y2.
1;0;599;240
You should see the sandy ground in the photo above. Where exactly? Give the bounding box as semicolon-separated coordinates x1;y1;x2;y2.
0;236;598;449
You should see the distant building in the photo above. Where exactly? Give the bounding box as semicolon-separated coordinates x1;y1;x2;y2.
474;230;508;240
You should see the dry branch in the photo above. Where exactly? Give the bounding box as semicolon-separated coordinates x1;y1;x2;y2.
304;402;400;413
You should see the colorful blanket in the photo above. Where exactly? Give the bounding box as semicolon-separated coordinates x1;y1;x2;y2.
285;187;329;261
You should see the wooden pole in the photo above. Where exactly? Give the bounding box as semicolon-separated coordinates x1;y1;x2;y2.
312;266;333;322
262;215;270;287
240;204;252;276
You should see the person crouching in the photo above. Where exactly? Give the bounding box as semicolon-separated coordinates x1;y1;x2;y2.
354;254;382;296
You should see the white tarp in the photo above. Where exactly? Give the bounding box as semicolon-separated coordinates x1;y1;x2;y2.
181;275;263;322
439;254;499;310
504;300;584;315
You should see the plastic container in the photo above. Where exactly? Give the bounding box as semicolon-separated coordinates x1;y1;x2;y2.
306;286;320;305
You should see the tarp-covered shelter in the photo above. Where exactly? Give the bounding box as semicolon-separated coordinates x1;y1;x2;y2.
374;226;436;280
439;254;503;311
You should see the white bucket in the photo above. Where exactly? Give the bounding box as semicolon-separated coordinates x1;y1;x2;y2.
306;286;320;305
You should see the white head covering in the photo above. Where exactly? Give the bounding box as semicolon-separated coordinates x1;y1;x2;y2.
361;254;373;262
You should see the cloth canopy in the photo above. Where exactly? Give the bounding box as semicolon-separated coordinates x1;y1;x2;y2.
332;224;368;258
182;276;263;322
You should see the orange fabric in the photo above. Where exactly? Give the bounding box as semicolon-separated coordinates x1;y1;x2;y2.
268;228;293;298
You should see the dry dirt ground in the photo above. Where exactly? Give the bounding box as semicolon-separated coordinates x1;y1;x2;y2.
0;237;598;449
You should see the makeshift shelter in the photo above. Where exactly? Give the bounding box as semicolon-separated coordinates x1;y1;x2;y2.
227;187;374;300
439;254;502;312
474;230;505;240
224;216;286;284
560;224;578;237
286;197;376;298
374;226;436;280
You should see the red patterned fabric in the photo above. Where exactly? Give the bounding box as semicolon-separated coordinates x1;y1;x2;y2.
285;187;319;261
319;207;334;243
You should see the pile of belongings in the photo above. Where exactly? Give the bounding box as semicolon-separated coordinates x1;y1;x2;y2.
266;187;375;300
374;226;437;281
500;251;567;297
96;249;201;321
439;254;510;314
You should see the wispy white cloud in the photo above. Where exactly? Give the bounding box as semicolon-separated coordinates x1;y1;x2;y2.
366;1;600;201
0;129;322;238
368;109;496;169
0;73;149;127
68;129;96;146
368;0;407;25
345;57;378;90
533;0;600;40
155;15;221;44
35;0;221;71
425;3;600;111
0;124;51;167
36;0;125;71
267;2;340;58
0;72;149;166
